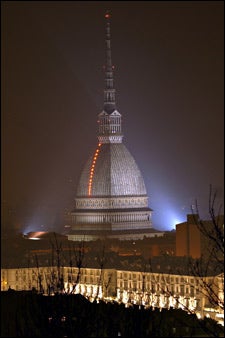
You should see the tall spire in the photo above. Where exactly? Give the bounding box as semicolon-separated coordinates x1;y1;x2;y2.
98;11;123;144
104;11;116;114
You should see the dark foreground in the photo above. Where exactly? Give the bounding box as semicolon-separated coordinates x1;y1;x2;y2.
1;291;223;337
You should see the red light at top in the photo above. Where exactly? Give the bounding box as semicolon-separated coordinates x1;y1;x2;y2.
105;13;110;19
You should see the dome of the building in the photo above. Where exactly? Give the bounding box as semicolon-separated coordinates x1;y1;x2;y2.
76;143;147;197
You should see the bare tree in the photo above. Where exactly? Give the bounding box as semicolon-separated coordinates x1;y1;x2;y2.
49;232;64;293
95;245;107;300
70;240;86;294
104;272;112;299
190;185;224;313
34;254;44;294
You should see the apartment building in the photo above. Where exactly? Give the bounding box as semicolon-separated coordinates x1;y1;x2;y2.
1;266;223;326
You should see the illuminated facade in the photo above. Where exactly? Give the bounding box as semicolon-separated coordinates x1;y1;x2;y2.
67;13;152;241
1;266;223;325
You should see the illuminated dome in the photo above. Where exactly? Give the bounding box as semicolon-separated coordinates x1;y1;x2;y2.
77;143;147;197
67;13;153;241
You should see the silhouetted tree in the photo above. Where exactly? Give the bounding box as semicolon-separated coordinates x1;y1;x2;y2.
190;185;224;313
95;245;107;299
69;240;86;294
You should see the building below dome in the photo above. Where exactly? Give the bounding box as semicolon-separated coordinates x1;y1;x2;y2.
67;13;153;241
67;228;162;242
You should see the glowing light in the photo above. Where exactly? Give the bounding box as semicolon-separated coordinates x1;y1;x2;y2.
88;143;102;196
150;191;186;230
105;13;110;19
22;231;48;240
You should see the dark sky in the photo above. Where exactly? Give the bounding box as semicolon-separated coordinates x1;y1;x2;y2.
2;1;224;232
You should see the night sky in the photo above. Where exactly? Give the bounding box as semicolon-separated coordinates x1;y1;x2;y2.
2;1;224;232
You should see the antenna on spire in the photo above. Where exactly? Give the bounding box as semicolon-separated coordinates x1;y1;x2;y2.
105;10;111;19
103;10;116;113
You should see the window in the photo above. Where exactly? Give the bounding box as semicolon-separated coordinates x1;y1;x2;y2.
180;285;184;295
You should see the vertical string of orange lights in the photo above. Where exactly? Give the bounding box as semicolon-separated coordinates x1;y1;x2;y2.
88;143;102;196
